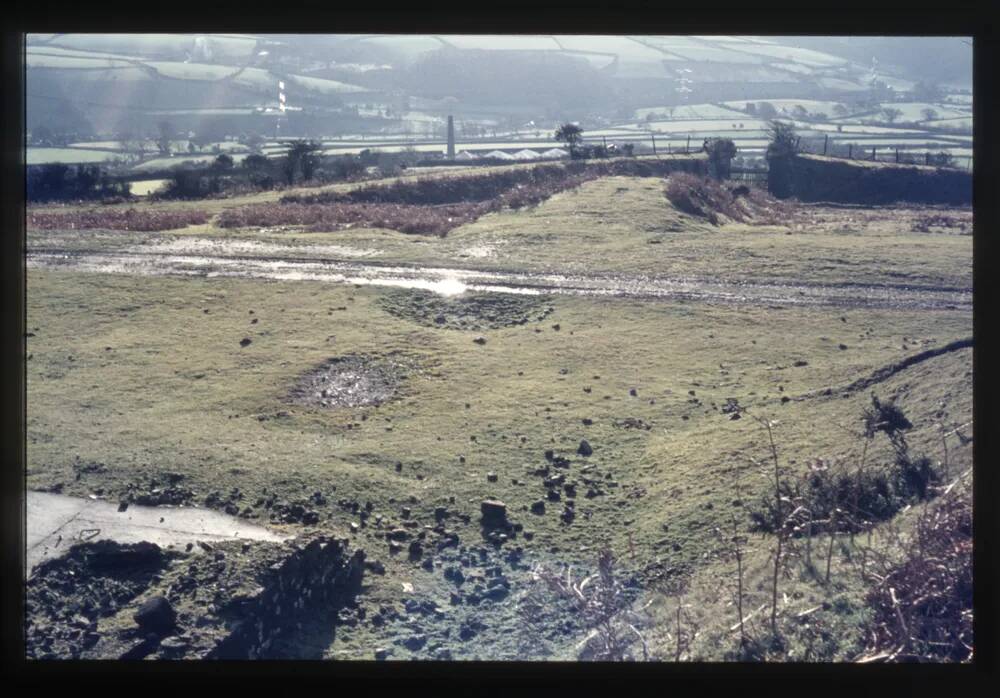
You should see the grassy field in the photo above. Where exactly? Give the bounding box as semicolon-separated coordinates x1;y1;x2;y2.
25;167;973;660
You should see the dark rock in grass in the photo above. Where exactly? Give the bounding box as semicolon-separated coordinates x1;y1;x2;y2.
629;388;637;397
530;500;546;515
444;566;466;586
408;541;424;561
473;336;487;345
365;559;386;575
486;584;509;601
133;596;176;636
582;418;593;425
544;474;565;488
781;396;791;404
577;440;593;457
239;338;252;348
546;489;561;502
375;647;389;660
388;528;411;542
403;634;427;651
480;500;508;528
729;413;741;420
793;360;809;367
486;472;498;483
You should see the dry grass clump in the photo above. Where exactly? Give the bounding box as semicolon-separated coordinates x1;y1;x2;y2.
664;173;792;226
27;208;211;232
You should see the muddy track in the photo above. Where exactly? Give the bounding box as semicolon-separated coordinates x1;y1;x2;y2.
27;248;972;312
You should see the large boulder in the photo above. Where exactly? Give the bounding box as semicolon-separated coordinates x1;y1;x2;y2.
133;596;176;636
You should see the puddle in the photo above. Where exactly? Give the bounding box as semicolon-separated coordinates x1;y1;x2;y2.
137;237;382;259
27;490;290;575
27;250;972;311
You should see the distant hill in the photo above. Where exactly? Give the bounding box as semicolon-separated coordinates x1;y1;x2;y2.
25;34;968;141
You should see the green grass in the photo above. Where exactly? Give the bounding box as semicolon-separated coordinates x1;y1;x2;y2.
25;165;973;660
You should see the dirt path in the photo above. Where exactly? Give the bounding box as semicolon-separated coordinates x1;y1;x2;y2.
27;248;972;312
27;491;290;575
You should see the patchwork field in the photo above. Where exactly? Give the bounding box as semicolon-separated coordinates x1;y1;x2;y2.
25;167;973;660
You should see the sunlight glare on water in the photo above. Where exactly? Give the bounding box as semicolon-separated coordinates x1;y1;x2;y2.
432;276;468;296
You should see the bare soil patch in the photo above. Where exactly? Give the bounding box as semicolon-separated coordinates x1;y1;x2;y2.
377;288;555;330
288;354;408;408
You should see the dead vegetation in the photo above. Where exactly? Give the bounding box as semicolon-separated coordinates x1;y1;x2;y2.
698;398;973;663
664;173;793;226
216;200;489;237
27;208;211;232
518;547;651;661
216;159;708;237
858;473;972;662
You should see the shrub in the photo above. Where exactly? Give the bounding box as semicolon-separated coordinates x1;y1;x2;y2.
748;395;941;536
27;208;210;232
26;164;131;203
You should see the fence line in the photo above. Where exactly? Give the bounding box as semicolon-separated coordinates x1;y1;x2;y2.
794;136;971;171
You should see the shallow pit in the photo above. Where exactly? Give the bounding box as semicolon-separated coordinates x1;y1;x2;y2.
377;288;555;331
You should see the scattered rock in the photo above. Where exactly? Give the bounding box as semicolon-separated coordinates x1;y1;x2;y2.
480;500;508;529
133;596;176;636
403;633;427;651
577;440;593;457
239;338;252;348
